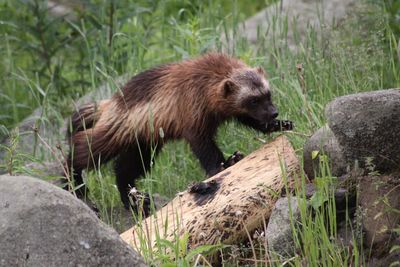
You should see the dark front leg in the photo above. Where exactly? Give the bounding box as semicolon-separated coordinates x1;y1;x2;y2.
187;137;225;177
223;151;244;169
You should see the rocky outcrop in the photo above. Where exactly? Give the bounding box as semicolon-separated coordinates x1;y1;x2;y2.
304;89;400;178
265;197;302;257
0;175;147;267
303;88;400;264
326;89;400;173
358;174;400;257
303;125;347;180
230;0;356;51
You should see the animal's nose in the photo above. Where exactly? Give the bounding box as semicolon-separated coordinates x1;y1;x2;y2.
268;105;278;119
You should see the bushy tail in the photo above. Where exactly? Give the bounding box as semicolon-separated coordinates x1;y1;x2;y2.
67;100;121;172
68;103;100;138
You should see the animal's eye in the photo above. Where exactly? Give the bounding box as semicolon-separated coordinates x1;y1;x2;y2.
252;81;262;88
250;98;258;105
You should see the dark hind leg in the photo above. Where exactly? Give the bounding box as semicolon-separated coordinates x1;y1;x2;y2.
67;144;112;200
72;169;86;197
65;154;86;198
114;142;160;213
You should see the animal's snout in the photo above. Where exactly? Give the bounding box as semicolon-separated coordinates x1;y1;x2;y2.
268;105;278;119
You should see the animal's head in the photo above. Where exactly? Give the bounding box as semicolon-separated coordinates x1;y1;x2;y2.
221;66;278;125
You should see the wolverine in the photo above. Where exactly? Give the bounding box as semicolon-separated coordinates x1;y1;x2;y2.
67;53;292;210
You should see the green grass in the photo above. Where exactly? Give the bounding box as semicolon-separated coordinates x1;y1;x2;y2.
1;0;400;266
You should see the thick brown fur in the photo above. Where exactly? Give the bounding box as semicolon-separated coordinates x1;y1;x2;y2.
68;53;279;208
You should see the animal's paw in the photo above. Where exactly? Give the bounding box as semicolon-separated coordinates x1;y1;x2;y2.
128;188;152;217
222;151;244;169
266;119;294;133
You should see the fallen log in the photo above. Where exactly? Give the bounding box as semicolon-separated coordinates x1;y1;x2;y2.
120;135;300;254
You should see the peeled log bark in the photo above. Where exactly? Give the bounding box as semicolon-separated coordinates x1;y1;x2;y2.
120;135;300;253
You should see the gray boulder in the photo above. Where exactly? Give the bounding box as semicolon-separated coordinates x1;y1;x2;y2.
358;174;400;256
228;0;356;51
326;89;400;173
266;197;303;257
303;125;347;180
0;175;147;267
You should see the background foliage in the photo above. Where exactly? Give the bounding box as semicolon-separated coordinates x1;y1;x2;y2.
1;0;400;265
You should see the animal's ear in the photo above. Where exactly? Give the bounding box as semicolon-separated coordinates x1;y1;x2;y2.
256;66;266;76
222;79;238;97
